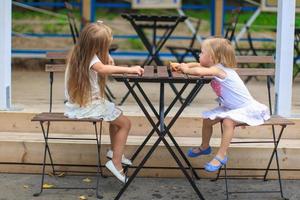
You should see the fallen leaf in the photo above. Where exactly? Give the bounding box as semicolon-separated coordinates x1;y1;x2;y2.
57;172;65;177
42;183;55;189
79;195;87;200
47;172;54;177
82;178;91;183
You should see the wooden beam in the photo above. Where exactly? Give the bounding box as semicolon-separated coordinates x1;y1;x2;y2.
0;133;300;179
82;0;92;23
214;0;224;36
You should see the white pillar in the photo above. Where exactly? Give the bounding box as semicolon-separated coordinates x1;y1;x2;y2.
275;0;295;117
0;0;12;110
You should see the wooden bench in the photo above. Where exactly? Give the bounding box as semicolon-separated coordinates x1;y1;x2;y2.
31;60;104;198
213;56;295;200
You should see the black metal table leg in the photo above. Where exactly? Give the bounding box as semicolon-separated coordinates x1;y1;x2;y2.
115;80;206;200
134;82;201;179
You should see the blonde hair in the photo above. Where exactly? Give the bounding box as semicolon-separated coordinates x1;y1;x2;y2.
66;22;112;106
202;37;236;68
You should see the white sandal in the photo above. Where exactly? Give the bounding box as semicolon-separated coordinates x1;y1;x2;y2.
106;150;132;166
105;160;127;183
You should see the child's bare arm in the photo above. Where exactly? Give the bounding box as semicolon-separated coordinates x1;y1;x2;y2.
179;65;225;78
108;54;115;65
186;62;202;68
92;62;144;76
170;62;201;71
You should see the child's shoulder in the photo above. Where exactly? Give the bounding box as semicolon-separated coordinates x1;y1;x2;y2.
211;65;227;80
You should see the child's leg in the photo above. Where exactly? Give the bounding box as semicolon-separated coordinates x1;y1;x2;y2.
210;118;236;165
109;124;119;152
109;114;131;170
201;118;221;149
191;118;221;153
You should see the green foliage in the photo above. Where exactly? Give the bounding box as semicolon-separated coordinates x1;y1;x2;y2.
42;23;66;34
13;24;34;33
12;7;300;37
185;10;210;21
128;38;144;50
96;9;119;20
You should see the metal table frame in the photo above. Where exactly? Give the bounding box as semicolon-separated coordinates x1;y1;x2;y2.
119;14;187;105
113;66;211;200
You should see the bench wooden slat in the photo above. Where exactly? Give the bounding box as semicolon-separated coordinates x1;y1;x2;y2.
234;68;275;76
236;56;274;64
32;112;102;122
46;52;69;60
45;64;66;72
236;115;295;127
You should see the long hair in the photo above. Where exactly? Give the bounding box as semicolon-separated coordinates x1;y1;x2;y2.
66;22;112;106
202;37;237;68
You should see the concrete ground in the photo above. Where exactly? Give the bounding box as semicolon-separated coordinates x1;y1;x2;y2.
1;173;300;200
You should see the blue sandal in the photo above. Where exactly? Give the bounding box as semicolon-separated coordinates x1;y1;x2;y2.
187;146;212;158
204;156;228;172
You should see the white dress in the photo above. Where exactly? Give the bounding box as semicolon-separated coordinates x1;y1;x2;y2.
64;55;122;121
202;64;270;126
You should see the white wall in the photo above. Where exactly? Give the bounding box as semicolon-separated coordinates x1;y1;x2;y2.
0;0;12;110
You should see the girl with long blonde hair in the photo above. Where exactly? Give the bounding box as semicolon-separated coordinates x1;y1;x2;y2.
171;37;269;172
65;21;144;183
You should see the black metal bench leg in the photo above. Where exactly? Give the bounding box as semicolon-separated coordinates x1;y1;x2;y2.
211;168;222;182
224;164;229;200
263;125;287;199
263;125;285;180
45;122;56;174
212;121;224;182
105;90;113;102
94;122;105;178
94;121;104;199
34;121;54;197
105;85;116;99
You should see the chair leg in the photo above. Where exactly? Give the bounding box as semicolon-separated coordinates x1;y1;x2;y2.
211;168;222;182
94;122;106;178
94;121;104;199
224;164;229;200
105;85;116;99
45;121;56;175
211;120;223;182
34;122;52;197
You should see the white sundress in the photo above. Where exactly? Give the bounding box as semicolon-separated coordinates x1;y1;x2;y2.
202;64;270;126
64;54;122;122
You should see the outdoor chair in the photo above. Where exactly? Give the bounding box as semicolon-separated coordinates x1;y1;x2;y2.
64;2;117;102
237;25;275;83
212;56;294;200
166;19;201;62
224;7;241;42
32;62;105;199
